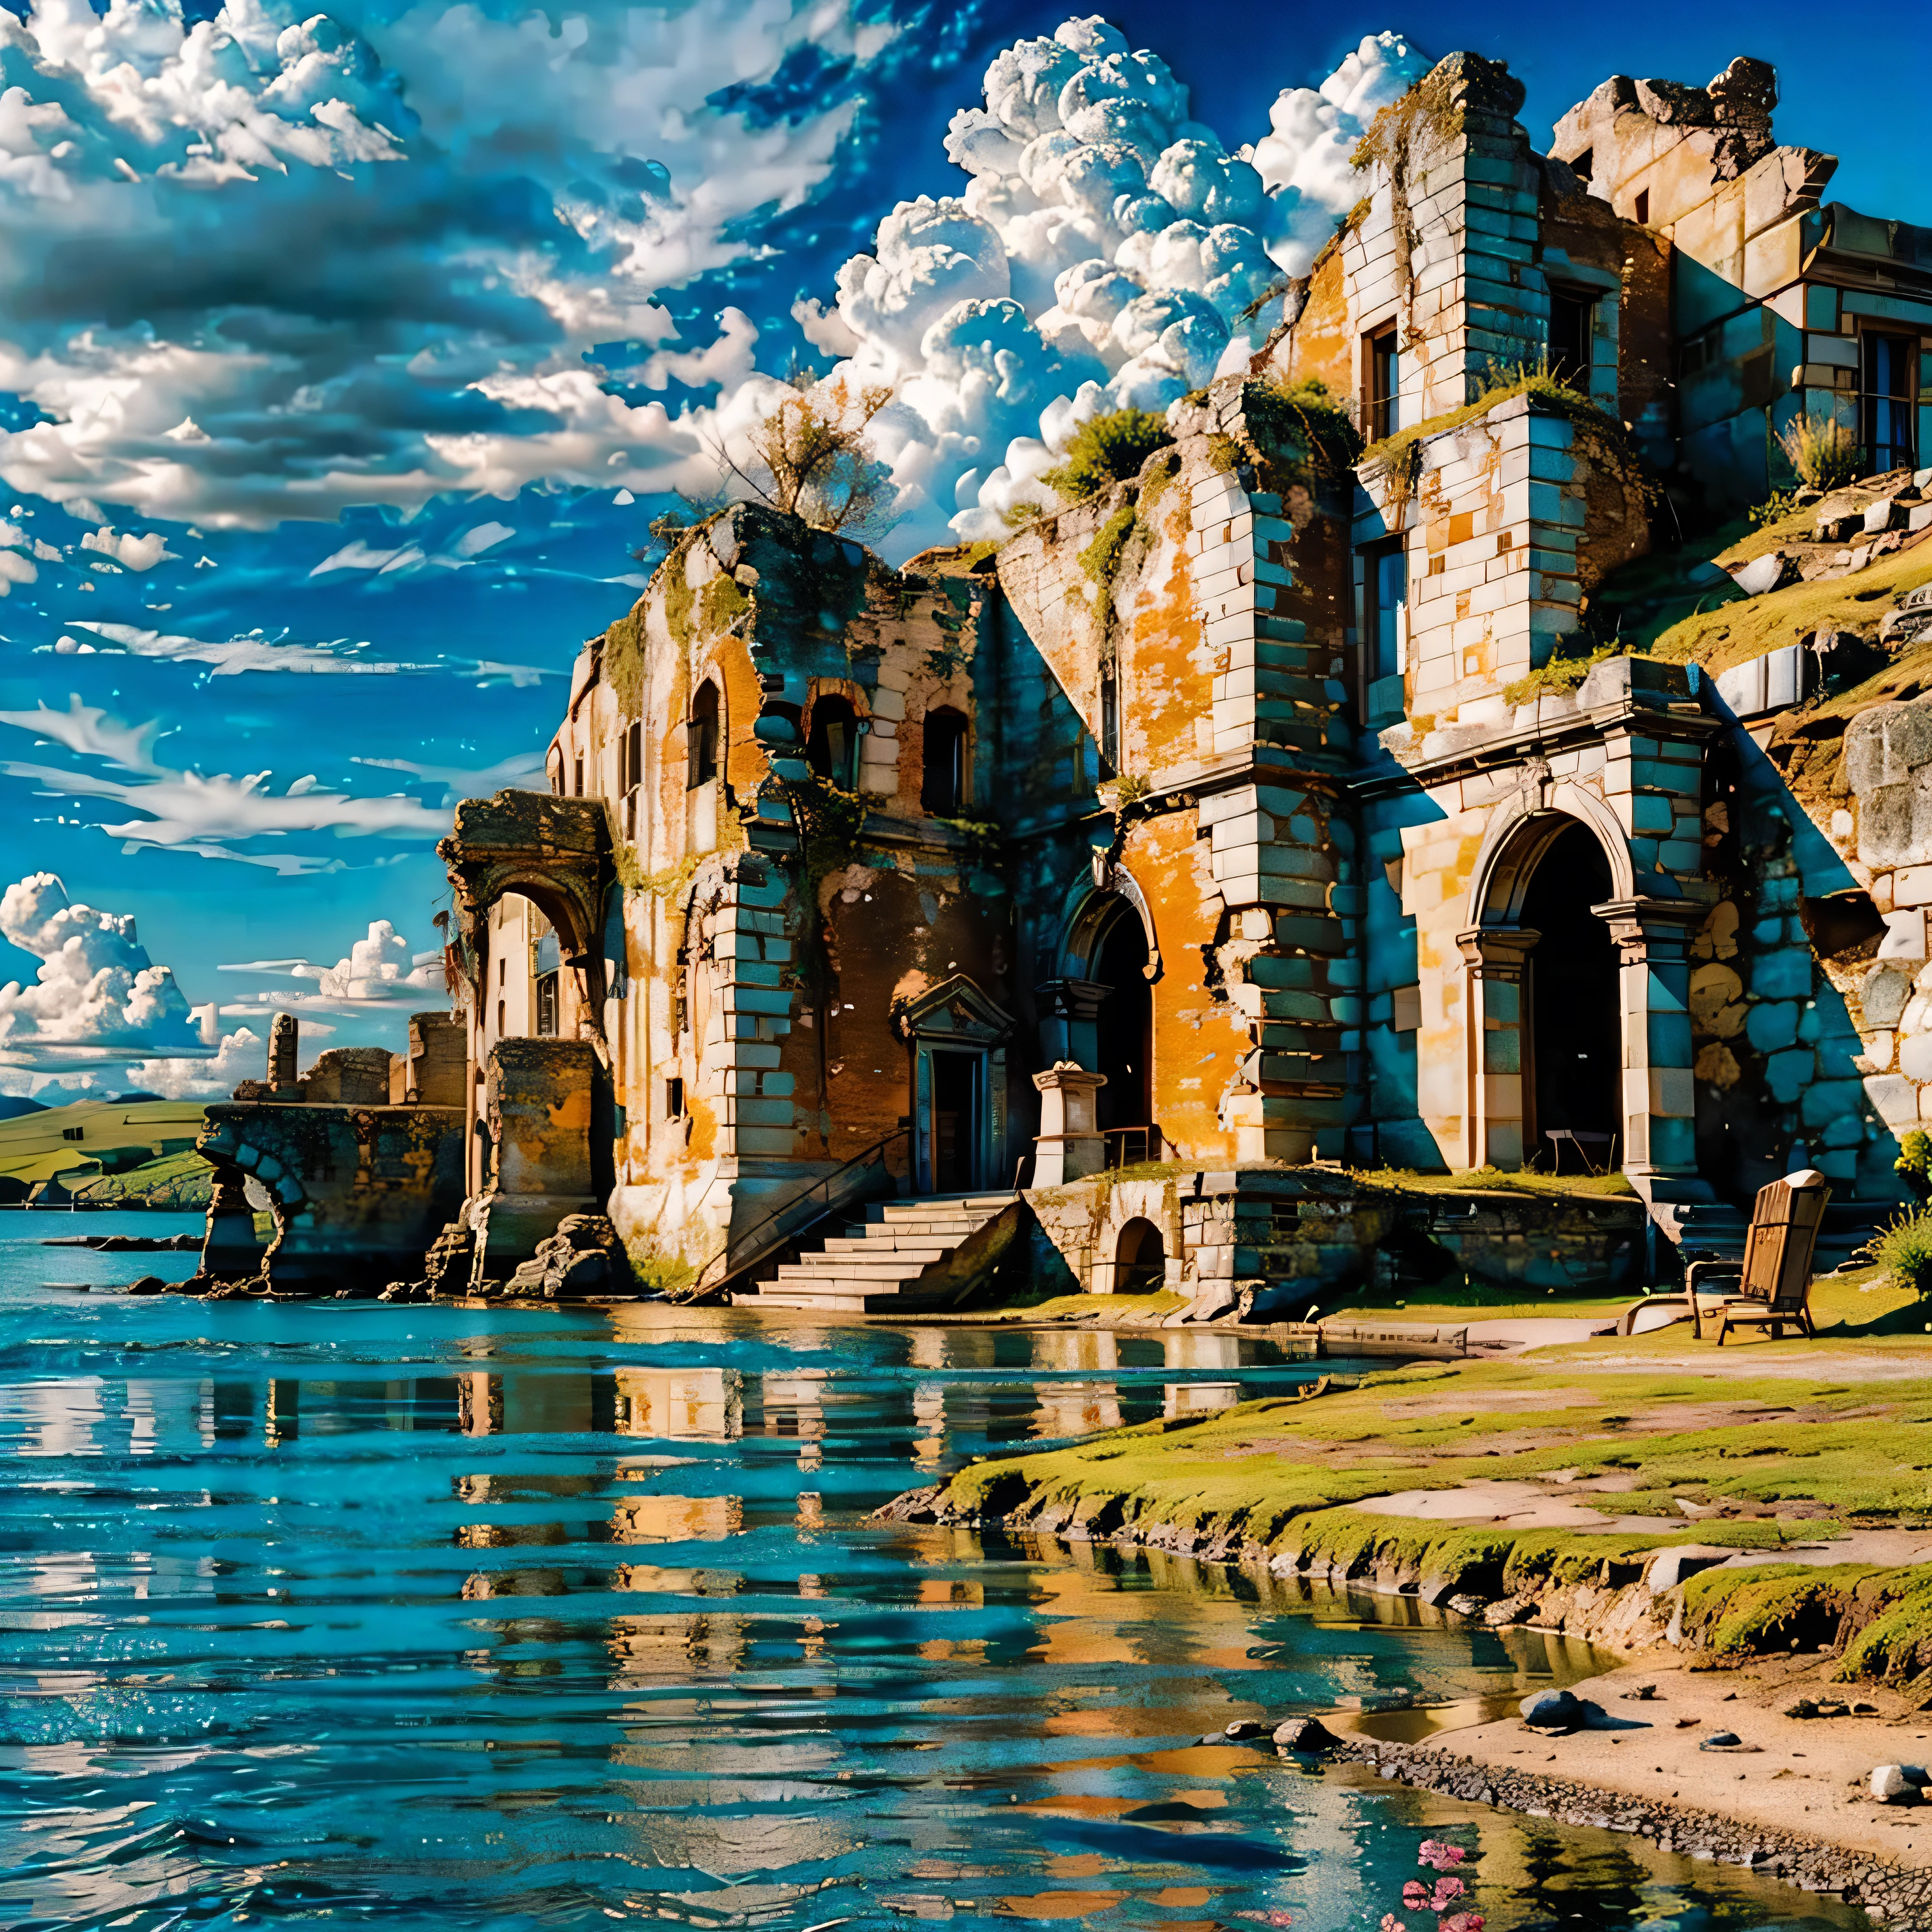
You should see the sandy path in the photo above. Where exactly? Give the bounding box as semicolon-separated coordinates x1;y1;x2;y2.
1380;1656;1932;1863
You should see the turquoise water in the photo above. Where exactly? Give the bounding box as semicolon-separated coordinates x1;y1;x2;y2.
0;1212;1865;1932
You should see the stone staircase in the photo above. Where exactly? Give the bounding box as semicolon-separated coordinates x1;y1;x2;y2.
733;1192;1023;1313
1636;1177;1891;1273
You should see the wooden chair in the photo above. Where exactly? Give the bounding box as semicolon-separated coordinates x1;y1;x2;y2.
1616;1169;1832;1342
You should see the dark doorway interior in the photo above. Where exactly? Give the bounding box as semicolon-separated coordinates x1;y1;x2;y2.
1521;823;1621;1166
1094;908;1151;1136
931;1050;979;1194
1114;1217;1166;1293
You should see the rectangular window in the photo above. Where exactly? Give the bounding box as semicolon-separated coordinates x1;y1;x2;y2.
534;972;558;1038
622;719;642;840
1633;187;1649;225
61;1125;84;1142
665;1077;684;1121
1363;323;1400;441
1360;538;1408;693
1099;663;1119;773
573;755;583;798
1547;287;1594;391
1863;330;1919;474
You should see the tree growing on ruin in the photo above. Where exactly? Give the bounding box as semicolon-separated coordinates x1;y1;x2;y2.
718;375;900;543
1041;408;1174;503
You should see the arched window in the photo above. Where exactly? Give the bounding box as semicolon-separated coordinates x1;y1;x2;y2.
688;680;719;788
921;706;969;815
807;695;859;790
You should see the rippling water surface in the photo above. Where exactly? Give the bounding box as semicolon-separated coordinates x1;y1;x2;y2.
0;1214;1865;1931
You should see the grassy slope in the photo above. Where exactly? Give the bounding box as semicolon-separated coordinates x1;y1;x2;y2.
0;1099;208;1185
931;1348;1932;1679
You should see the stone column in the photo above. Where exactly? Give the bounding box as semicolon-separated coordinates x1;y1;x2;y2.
1594;897;1704;1178
1455;926;1539;1169
269;1012;299;1096
1032;1064;1108;1186
201;1163;263;1281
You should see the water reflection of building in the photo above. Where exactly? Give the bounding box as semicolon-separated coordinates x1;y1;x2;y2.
614;1367;741;1441
761;1370;828;1473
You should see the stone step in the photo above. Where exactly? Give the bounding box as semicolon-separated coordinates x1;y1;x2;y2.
874;1194;1016;1219
786;1256;941;1280
733;1288;881;1313
816;1247;952;1266
818;1235;953;1257
771;1263;922;1289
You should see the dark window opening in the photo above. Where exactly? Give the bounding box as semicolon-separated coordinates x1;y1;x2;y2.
61;1125;83;1142
1547;286;1594;391
1570;147;1593;183
1633;187;1649;225
573;754;583;797
921;706;969;815
665;1077;684;1121
1099;663;1119;773
688;681;719;788
1863;331;1919;475
1359;537;1407;706
1363;323;1401;441
496;998;506;1038
806;695;859;789
534;972;559;1038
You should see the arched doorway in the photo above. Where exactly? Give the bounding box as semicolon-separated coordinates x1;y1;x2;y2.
1463;799;1646;1176
1093;906;1150;1143
1519;824;1621;1169
1113;1216;1165;1293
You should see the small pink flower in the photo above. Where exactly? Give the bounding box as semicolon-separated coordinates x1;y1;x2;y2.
1403;1882;1429;1908
1429;1877;1466;1909
1417;1841;1467;1871
1438;1915;1486;1932
1379;1916;1407;1932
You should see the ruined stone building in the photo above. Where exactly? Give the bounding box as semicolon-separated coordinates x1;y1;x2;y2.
201;47;1932;1307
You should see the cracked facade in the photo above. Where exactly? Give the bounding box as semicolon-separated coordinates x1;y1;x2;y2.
204;47;1932;1299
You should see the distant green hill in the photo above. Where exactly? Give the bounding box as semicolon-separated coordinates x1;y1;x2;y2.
0;1098;213;1208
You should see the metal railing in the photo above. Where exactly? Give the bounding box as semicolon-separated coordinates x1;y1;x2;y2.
690;1124;910;1295
1102;1125;1161;1170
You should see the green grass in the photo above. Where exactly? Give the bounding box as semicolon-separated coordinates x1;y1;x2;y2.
940;1358;1932;1542
1348;1166;1638;1200
0;1098;209;1184
72;1150;213;1210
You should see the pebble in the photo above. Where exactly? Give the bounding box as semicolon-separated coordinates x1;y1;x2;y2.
1328;1736;1932;1926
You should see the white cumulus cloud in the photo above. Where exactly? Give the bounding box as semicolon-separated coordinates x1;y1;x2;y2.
0;0;905;529
128;1023;262;1099
220;916;446;1013
0;870;213;1070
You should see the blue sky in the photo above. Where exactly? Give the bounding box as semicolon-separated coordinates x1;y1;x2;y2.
0;0;1924;1098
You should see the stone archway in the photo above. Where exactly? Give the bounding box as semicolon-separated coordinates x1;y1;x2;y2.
1459;791;1700;1178
1037;866;1161;1104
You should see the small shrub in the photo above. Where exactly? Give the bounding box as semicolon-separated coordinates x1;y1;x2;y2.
1748;488;1798;530
1777;412;1864;492
1862;1204;1932;1300
1078;500;1138;588
1897;1129;1932;1196
1042;409;1174;503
